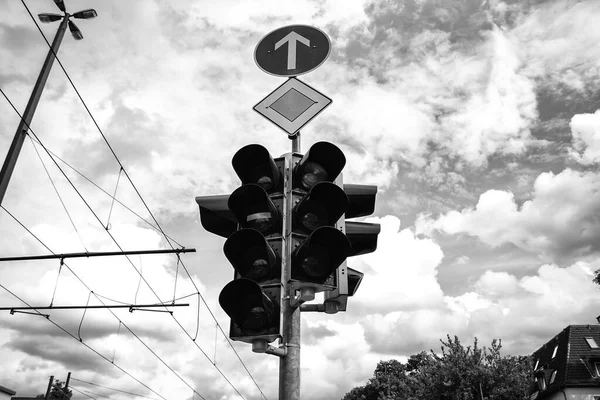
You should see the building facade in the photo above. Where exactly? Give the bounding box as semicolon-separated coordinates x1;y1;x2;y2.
530;325;600;400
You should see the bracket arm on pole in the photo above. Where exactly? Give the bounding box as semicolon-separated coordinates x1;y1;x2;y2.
265;344;287;358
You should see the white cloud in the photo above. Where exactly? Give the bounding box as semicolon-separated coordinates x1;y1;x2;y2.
474;270;519;298
416;169;600;262
511;0;600;86
570;109;600;164
352;215;445;313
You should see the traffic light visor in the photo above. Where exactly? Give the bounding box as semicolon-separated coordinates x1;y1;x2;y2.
219;279;277;333
294;182;348;232
232;144;281;193
292;226;351;282
344;184;377;218
347;267;364;296
346;221;381;256
228;184;280;235
295;142;346;190
196;194;237;238
224;229;277;282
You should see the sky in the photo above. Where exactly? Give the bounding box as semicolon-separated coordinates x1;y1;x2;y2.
1;0;600;399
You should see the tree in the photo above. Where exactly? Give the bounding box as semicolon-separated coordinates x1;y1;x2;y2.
342;336;532;400
36;379;72;400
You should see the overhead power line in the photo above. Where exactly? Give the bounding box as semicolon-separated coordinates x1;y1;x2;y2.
11;2;269;398
1;204;208;400
0;283;167;400
71;377;159;400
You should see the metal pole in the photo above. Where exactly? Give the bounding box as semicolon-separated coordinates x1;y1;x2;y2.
0;17;69;207
65;372;71;391
291;131;301;153
279;301;301;399
279;134;301;400
44;375;54;400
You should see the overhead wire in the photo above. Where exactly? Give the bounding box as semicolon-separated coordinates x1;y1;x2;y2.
0;282;166;400
0;115;215;396
15;2;269;398
29;135;88;251
0;87;180;248
70;386;97;400
71;376;160;399
1;204;208;400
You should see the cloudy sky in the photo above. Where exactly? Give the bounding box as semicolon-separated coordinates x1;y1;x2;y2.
1;0;600;399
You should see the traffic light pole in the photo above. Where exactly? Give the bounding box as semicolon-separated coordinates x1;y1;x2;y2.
279;132;301;400
0;17;69;207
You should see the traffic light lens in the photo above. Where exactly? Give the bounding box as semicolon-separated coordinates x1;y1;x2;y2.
301;161;328;189
243;306;268;330
257;176;273;191
246;212;273;234
249;258;269;280
301;211;327;231
301;245;330;278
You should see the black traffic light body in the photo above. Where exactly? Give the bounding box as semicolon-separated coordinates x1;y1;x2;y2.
196;144;285;344
324;181;380;312
195;141;380;344
288;143;352;294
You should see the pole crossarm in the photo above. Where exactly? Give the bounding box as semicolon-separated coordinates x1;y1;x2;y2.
2;303;189;311
0;248;196;262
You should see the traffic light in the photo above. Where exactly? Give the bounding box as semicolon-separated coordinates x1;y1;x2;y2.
289;142;352;298
323;183;380;313
195;144;284;348
195;141;380;347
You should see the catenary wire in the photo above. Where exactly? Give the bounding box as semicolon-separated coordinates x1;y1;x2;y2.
19;4;267;394
0;106;213;397
16;3;268;397
1;83;260;400
0;283;167;400
0;87;183;247
0;205;208;400
29;135;88;251
70;386;97;400
71;377;159;400
72;387;110;399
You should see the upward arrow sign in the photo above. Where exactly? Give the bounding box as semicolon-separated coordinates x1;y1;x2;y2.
275;31;310;70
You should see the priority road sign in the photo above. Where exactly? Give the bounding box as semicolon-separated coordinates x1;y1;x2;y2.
253;77;332;135
254;25;331;77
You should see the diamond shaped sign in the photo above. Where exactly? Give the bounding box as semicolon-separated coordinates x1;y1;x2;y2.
253;77;332;135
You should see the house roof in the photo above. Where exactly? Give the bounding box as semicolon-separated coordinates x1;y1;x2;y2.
0;385;16;396
530;325;600;399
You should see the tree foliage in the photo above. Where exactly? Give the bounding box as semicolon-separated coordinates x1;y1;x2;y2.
342;336;532;400
36;379;72;400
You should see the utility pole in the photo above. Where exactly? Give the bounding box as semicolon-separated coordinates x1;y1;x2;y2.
0;17;68;207
0;1;97;207
44;375;54;400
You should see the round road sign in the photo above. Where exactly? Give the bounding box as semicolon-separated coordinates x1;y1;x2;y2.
254;25;331;77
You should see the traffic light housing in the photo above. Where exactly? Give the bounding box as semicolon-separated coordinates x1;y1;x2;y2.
288;142;352;296
195;141;380;346
323;183;380;313
196;144;284;346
